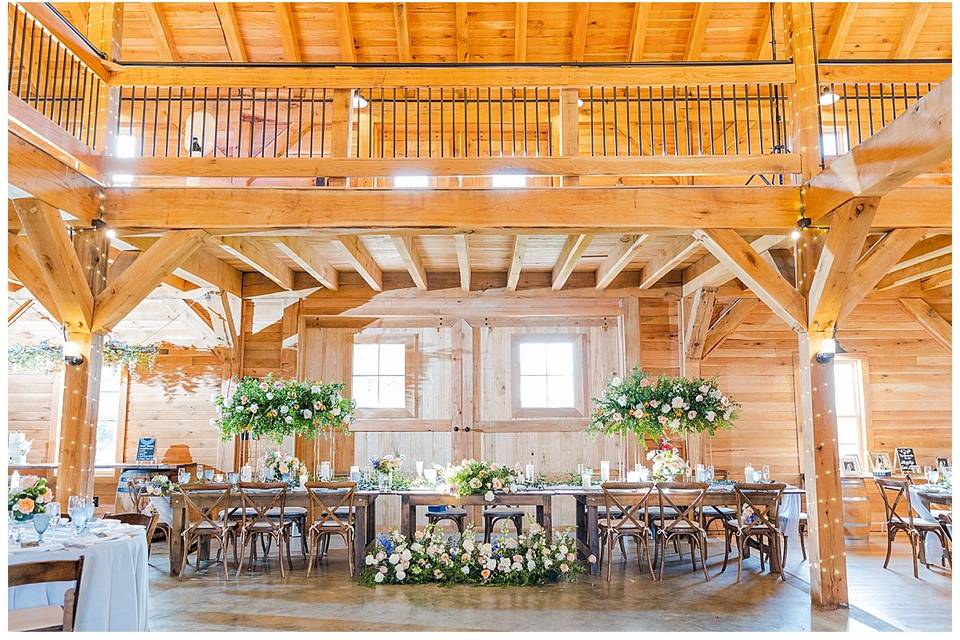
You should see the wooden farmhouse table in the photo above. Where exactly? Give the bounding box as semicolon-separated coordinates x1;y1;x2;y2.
397;490;555;542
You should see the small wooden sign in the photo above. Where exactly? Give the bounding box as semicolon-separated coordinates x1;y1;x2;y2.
135;437;157;462
895;447;919;472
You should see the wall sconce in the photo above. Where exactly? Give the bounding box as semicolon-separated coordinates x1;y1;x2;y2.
815;337;838;364
63;341;85;367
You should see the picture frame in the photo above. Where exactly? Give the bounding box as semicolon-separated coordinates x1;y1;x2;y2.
840;454;862;477
936;457;949;469
870;452;892;473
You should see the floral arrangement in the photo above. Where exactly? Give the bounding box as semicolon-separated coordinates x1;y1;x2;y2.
589;367;740;441
142;474;178;497
357;472;413;492
261;450;307;486
371;454;405;475
212;374;355;443
8;477;54;522
360;523;591;586
646;439;688;481
447;459;521;501
8;340;159;373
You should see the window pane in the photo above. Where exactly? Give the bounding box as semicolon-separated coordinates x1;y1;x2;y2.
518;342;547;375
352;375;379;407
520;375;547;408
379;376;406;409
353;344;380;375
95;367;122;465
837;417;860;447
378;343;406;376
546;375;575;408
834;361;858;416
546;341;574;375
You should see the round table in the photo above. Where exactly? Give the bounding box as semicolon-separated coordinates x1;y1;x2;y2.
8;521;150;631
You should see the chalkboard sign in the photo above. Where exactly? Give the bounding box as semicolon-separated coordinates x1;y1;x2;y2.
136;437;157;462
895;447;918;472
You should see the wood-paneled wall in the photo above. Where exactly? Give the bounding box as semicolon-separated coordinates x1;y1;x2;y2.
7;369;61;462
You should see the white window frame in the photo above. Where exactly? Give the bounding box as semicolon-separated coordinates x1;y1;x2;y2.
833;354;871;469
511;333;586;418
351;335;418;418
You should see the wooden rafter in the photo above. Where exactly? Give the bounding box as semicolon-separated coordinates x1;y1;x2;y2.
683;287;718;361
570;3;590;62
627;3;650;62
142;3;177;61
694;229;806;331
8;299;34;326
454;234;471;292
596;234;648;290
332;235;383;292
893;3;932;58
506;235;528;291
455;4;469;63
514;3;528;62
891;234;951;271
876;254;952;291
639;236;699;289
685;4;712;61
703;298;759;358
899;298;950;352
394;3;412;63
274;2;301;63
214;3;247;63
921;270;951;291
119;237;242;297
552;234;592;290
682;235;785;296
334;3;357;63
93;230;207;332
820;3;858;58
392;234;428;291
273;237;339;290
7;231;62;323
220;237;295;291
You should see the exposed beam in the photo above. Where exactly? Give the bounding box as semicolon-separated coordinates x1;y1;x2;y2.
514;3;528;62
552;234;593;290
638;236;699;289
8;299;34;326
703;298;760;358
694;229;806;331
899;298;950;352
921;270;951;291
394;3;412;63
806;78;952;223
7;232;62;322
685;4;712;61
596;234;648;290
454;234;471;292
274;2;302;62
93;230;207;332
506;235;528;291
273;237;339;290
627;3;650;62
333;3;357;63
12;198;93;336
141;3;177;61
214;2;247;62
18;3;111;78
332;235;383;291
891;234;951;271
682;235;785;296
819;62;950;84
684;287;718;361
570;3;590;62
391;234;428;291
455;4;469;63
120;237;243;298
820;3;858;58
876;254;952;291
893;3;932;58
220;237;295;291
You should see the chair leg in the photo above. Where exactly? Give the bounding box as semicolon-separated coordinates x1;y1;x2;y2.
285;530;294;571
909;534;920;579
800;528;807;561
699;536;710;581
483;517;492;544
619;536;627;560
305;530;317;577
278;533;287;579
689;538;697;571
721;529;731;573
512;515;523;537
220;537;230;580
178;534;191;580
883;529;894;569
735;536;744;584
658;536;668;581
643;537;656;581
347;532;356;576
235;533;247;578
605;537;614;582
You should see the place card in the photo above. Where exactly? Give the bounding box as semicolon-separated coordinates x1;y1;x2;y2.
19;540;40;548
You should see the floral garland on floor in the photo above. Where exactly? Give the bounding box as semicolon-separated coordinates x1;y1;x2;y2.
447;460;522;501
588;367;740;441
212;374;355;443
8;477;54;522
361;524;591;586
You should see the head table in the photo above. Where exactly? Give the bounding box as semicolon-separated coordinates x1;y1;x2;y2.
7;520;150;631
166;484;803;577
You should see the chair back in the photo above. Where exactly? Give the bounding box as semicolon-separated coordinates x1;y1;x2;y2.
305;481;356;531
126;480;150;512
655;481;708;535
112;511;159;544
732;482;786;534
600;482;654;533
178;483;233;533
8;559;84;631
875;477;917;529
236;482;288;531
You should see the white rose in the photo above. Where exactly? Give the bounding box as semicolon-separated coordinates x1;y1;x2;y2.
259;382;269;391
484;491;495;501
266;392;274;400
671;396;684;408
527;560;536;571
544;558;553;568
699;385;709;394
660;404;671;414
389;553;400;565
401;549;412;561
695;394;704;402
395;570;406;581
280;405;289;414
461;566;470;575
687;410;697;419
284;416;293;424
411;542;423;552
374;572;384;583
365;554;376;565
485;558;497;570
303;409;313;419
706;411;716;422
249;403;259;413
462;538;474;551
331;407;341;416
649;399;660;408
617;395;628;407
311;385;321;394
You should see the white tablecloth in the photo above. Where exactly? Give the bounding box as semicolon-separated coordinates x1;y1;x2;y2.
779;493;802;542
909;486;951;562
8;523;150;632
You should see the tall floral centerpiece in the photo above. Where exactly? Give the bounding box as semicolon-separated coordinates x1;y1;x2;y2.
371;454;405;490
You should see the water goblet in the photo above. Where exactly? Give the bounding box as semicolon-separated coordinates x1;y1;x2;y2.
706;465;715;483
762;465;771;482
47;503;61;532
227;472;239;486
205;469;215;482
33;512;52;544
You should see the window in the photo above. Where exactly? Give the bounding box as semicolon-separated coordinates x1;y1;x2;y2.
512;334;585;417
95;366;123;466
822;129;849;157
492;174;527;188
833;356;868;464
394;175;429;188
352;343;407;409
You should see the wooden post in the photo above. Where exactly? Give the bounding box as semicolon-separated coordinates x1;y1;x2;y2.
680;288;717;466
328;88;353;187
558;88;580;186
784;2;822;181
87;3;123;155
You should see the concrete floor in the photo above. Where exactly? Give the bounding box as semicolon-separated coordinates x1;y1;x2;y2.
145;532;951;632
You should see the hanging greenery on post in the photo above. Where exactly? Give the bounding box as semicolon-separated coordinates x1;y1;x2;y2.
212;374;355;443
588;367;739;441
7;340;159;372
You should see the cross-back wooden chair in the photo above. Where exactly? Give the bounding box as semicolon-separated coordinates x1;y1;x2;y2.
111;511;160;559
875;477;951;578
653;482;710;581
177;483;237;580
304;481;357;577
235;482;293;578
127;480;171;550
721;483;787;582
599;482;656;581
8;558;84;631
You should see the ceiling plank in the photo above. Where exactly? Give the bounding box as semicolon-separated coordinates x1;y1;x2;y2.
552;234;593;290
455;3;469;63
506;235;529;291
703;298;760;358
454;234;471;292
334;3;357;63
570;3;590;62
682;235;786;296
820;3;858;58
684;287;718;361
639;236;699;289
920;270;951;291
876;254;952;291
694;229;806;331
753;3;772;59
273;237;339;290
332;235;383;291
274;2;302;63
93;230;207;332
685;4;712;61
214;3;247;62
220;237;295;291
394;3;412;63
141;3;177;61
7;232;62;323
391;234;428;290
627;3;650;62
898;298;950;352
596;234;648;290
893;3;932;58
514;2;528;62
891;234;951;270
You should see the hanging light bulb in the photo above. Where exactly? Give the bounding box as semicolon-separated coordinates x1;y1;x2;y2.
818;85;840;106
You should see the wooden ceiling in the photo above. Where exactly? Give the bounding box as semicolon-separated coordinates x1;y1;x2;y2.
54;2;952;64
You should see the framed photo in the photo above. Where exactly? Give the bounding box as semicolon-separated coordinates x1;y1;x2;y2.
840;454;862;477
936;457;949;469
870;452;892;473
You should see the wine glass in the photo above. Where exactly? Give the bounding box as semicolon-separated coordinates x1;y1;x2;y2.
762;465;771;482
68;496;86;535
47;503;61;533
204;469;215;482
706;465;715;484
196;464;205;480
33;512;51;543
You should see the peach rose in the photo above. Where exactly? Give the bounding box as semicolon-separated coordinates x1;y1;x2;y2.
480;569;491;580
16;497;35;514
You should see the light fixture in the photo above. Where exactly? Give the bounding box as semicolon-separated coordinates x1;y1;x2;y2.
189;137;203;157
815;333;846;364
818;86;840;106
106;228;117;239
352;92;369;108
577;98;585;108
790;229;801;241
63;340;85;367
